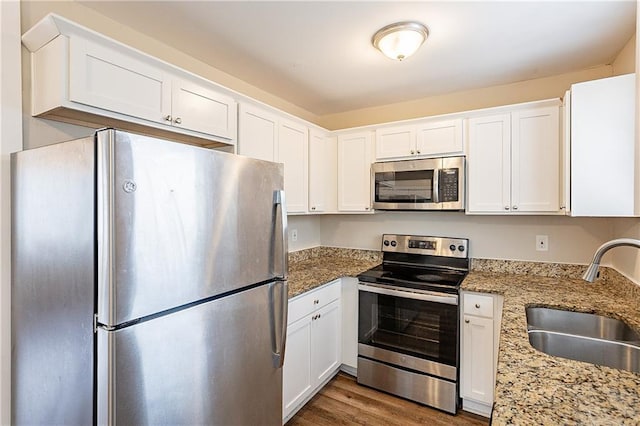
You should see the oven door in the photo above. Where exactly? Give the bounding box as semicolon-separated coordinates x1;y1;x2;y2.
371;158;441;210
357;283;459;379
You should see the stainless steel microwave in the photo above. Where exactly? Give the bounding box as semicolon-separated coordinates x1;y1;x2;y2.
371;156;465;211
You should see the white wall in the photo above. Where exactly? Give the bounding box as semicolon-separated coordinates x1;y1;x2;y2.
0;1;23;423
288;215;321;252
320;213;614;265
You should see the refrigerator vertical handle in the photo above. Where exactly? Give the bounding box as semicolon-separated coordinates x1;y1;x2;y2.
269;280;289;368
273;190;289;279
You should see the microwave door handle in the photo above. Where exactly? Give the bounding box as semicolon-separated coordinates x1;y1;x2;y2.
434;169;440;203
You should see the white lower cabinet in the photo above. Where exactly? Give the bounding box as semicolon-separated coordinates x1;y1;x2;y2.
460;291;503;418
283;281;342;422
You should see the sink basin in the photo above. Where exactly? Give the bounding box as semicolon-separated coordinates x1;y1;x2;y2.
528;330;640;373
526;307;640;341
525;307;640;373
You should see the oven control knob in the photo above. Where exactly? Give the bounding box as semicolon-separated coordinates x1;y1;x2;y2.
390;240;397;247
449;244;456;251
458;245;465;252
383;240;390;246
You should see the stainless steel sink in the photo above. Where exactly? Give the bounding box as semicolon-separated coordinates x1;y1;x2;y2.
526;307;640;341
525;307;640;373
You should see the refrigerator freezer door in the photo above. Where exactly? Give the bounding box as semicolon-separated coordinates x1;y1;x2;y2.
96;129;286;326
97;281;286;425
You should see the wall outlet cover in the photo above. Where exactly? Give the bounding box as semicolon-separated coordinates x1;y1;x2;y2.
536;235;549;251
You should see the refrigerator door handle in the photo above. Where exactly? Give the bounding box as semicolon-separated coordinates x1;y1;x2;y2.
273;190;289;279
269;280;289;368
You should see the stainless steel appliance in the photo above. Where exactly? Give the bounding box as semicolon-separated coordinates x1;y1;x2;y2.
357;234;469;414
371;156;465;211
11;129;288;425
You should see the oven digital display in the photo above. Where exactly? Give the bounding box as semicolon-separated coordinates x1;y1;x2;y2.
408;240;436;250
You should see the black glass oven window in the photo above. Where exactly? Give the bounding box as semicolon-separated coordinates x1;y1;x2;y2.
358;290;457;366
375;170;434;203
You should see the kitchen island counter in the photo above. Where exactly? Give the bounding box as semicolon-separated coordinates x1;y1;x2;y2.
287;247;380;298
462;262;640;424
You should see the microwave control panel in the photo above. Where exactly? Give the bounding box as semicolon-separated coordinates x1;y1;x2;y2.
439;169;459;202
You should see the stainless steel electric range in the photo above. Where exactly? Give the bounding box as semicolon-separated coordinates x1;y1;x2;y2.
357;234;470;414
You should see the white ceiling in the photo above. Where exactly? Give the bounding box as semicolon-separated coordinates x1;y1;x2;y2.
77;1;636;116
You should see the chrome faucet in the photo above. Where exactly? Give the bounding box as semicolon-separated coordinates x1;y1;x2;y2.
582;238;640;282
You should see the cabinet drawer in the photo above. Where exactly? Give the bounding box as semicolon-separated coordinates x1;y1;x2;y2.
463;293;494;318
288;280;341;324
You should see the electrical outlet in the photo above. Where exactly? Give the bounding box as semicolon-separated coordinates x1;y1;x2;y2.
536;235;549;251
291;229;298;242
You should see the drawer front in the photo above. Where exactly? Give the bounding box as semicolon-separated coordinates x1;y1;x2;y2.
463;293;494;318
288;280;341;324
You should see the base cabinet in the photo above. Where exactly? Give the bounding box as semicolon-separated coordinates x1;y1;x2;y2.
283;281;342;422
460;291;503;418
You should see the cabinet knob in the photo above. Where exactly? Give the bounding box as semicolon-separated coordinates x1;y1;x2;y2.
475;303;480;309
164;115;172;122
416;150;421;154
410;150;415;155
560;205;566;210
365;207;370;211
174;117;182;124
311;206;316;211
313;299;319;305
504;206;510;210
318;313;321;319
465;319;470;324
512;205;518;210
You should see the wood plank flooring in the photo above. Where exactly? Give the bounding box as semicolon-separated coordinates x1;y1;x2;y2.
286;373;489;426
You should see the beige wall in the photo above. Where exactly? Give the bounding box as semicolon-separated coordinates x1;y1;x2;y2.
612;34;636;75
318;66;613;130
320;213;614;266
288;216;322;251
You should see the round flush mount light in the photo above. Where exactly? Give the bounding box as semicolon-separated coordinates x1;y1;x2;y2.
372;21;429;61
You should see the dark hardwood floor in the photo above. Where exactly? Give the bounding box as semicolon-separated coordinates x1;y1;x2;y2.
286;373;489;426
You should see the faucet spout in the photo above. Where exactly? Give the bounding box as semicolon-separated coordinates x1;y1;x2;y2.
582;238;640;282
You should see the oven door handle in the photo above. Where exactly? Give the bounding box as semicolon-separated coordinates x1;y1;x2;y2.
358;283;458;305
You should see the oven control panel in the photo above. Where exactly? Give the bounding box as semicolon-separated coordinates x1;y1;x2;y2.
382;234;469;258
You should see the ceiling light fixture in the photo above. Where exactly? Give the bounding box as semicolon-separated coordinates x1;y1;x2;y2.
372;21;429;61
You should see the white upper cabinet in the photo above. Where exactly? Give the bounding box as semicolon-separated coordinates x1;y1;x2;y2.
416;119;464;156
337;131;374;212
24;14;237;147
278;120;309;214
308;131;338;213
238;104;278;162
467;101;561;214
375;125;415;159
238;103;309;214
569;73;637;217
375;118;463;160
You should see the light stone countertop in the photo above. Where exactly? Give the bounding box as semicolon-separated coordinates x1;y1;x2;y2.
463;260;640;425
287;249;640;423
287;247;381;298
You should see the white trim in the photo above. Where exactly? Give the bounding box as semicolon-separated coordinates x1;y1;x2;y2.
0;1;24;423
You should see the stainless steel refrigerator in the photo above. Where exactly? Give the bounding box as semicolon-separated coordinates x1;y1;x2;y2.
11;129;288;425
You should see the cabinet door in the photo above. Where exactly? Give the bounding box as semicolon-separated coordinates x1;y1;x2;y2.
467;114;511;213
308;131;337;213
570;74;636;217
282;315;313;419
511;106;560;213
375;125;415;160
278;120;309;213
337;132;373;212
171;77;236;140
416;118;463;156
462;315;494;404
311;299;341;385
238;104;277;162
69;36;171;124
